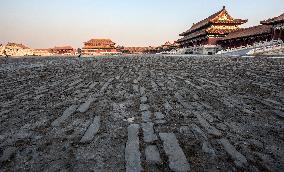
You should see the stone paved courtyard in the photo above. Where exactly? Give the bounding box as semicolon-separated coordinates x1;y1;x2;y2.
0;55;283;172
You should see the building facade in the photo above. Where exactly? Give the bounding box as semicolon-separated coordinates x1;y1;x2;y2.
218;25;273;49
4;42;34;56
261;13;284;41
33;49;53;56
0;44;4;56
177;6;247;48
50;46;76;55
218;12;284;49
82;38;117;55
122;47;158;54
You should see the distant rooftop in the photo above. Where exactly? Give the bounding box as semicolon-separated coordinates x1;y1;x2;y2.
6;42;30;49
261;12;284;25
52;46;73;50
221;25;272;40
84;38;115;45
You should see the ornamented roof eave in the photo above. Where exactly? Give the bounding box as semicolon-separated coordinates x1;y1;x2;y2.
211;19;248;25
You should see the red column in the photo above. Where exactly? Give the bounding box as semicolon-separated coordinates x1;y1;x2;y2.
275;29;280;40
272;29;276;40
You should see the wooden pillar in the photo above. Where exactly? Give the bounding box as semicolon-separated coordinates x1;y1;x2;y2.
272;29;276;40
270;29;274;40
274;29;278;40
279;29;283;40
275;29;280;40
230;40;233;48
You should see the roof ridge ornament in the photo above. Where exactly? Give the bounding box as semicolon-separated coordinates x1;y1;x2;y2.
223;6;226;10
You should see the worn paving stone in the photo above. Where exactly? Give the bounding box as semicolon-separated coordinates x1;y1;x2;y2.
159;133;191;172
145;145;162;165
77;97;96;113
133;85;139;93
1;56;284;171
100;78;114;93
140;87;146;95
164;101;173;111
0;147;17;163
141;111;151;122
140;96;147;103
154;112;165;120
88;82;98;89
194;111;222;137
142;122;157;143
219;138;248;168
51;105;78;127
189;124;216;156
125;124;142;172
68;79;83;87
140;104;150;111
80;116;100;143
151;81;158;92
155;120;166;124
272;110;284;118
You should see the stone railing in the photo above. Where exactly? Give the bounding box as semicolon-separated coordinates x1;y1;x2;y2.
217;39;284;56
247;39;284;55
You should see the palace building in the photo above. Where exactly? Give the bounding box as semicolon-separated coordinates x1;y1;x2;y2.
0;44;4;56
33;49;52;56
218;25;273;49
117;46;157;54
177;6;247;48
218;12;284;49
50;46;76;55
161;41;178;51
81;38;117;55
261;13;284;41
4;42;34;56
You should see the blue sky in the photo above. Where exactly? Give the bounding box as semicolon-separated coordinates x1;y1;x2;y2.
0;0;283;48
